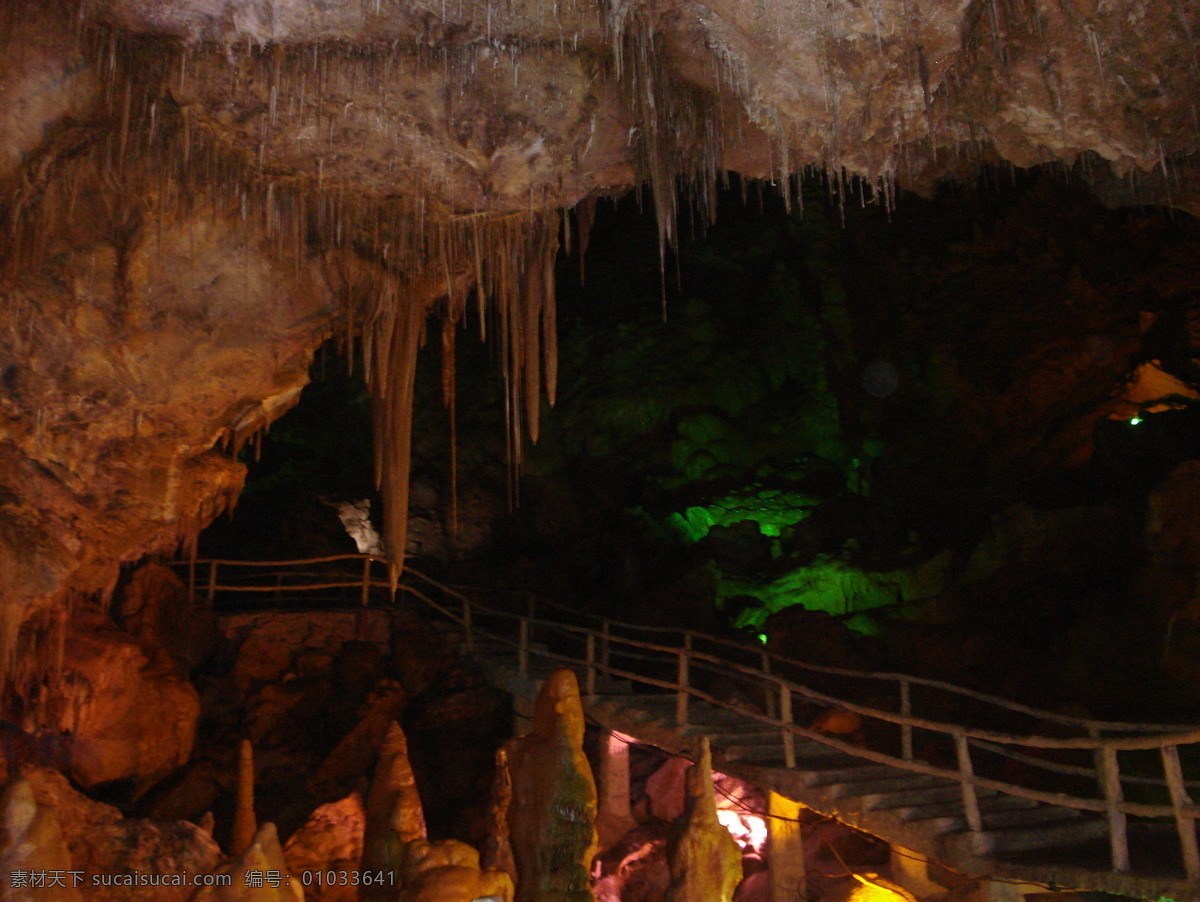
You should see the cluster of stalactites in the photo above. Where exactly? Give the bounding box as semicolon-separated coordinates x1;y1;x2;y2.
328;209;562;586
0;11;745;590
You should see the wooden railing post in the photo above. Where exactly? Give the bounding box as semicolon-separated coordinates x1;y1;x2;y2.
518;618;529;678
360;556;371;608
676;633;691;727
900;680;913;761
762;652;776;720
601;619;611;669
585;633;596;696
780;683;795;769
952;730;983;833
1097;744;1130;872
462;599;474;653
1162;744;1200;879
526;596;536;645
207;561;218;606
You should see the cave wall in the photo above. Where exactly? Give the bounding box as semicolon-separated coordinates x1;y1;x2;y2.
0;0;1197;715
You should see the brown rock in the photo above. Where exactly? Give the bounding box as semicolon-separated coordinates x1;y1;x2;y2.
21;766;221;902
194;823;303;902
308;681;407;795
35;619;199;788
283;795;366;902
0;779;82;902
113;562;219;668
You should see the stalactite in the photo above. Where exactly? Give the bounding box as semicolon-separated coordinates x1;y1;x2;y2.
441;300;461;540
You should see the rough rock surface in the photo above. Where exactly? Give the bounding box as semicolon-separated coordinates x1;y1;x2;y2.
0;779;82;902
31;615;200;788
664;739;741;902
362;721;513;902
282;795;366;902
0;162;337;699
194;822;303;902
505;668;598;902
14;766;222;902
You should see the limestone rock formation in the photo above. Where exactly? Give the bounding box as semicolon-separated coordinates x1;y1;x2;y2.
363;721;513;902
363;721;427;876
31;614;200;788
481;746;516;880
400;839;514;902
111;562;220;668
231;739;257;858
506;668;599;902
664;738;742;902
0;155;337;705
0;779;82;902
282;794;366;902
307;680;407;795
13;766;222;902
195;823;304;902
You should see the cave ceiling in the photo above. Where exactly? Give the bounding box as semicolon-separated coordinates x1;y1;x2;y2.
3;0;1199;212
0;0;1198;684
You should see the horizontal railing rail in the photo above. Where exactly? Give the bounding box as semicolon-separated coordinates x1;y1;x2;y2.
175;553;1200;881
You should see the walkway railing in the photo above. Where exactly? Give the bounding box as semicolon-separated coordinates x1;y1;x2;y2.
179;554;1200;882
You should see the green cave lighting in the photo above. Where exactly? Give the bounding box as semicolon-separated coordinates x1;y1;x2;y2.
1130;417;1142;425
664;488;815;542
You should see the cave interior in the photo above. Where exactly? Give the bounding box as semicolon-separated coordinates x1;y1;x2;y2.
2;0;1200;899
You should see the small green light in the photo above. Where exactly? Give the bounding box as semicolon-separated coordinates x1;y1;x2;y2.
757;633;768;644
1130;417;1142;425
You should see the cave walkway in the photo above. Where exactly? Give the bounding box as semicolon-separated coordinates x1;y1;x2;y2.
190;554;1200;900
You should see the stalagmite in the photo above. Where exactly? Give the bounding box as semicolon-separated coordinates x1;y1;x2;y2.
482;746;517;880
595;731;638;848
231;738;257;857
400;839;514;902
0;779;83;902
363;721;426;875
195;823;303;902
664;738;742;902
362;722;513;902
505;668;598;902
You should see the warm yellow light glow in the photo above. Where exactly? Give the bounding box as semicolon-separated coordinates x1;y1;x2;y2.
715;807;767;852
847;875;918;902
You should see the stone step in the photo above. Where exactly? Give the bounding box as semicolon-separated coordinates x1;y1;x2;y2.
827;772;953;802
898;797;1087;837
979;815;1108;854
800;761;903;787
897;792;1038;824
702;728;784;745
860;781;985;811
715;736;853;764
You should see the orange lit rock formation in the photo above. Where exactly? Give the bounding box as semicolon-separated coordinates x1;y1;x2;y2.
505;668;599;902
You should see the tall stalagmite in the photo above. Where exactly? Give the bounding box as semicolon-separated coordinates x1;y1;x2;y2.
231;738;257;857
664;738;742;902
362;721;513;902
506;669;599;902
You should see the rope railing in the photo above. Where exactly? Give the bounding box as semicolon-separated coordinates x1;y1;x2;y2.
177;553;1200;881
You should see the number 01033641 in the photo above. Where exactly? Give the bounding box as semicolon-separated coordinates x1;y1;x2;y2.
300;870;396;887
